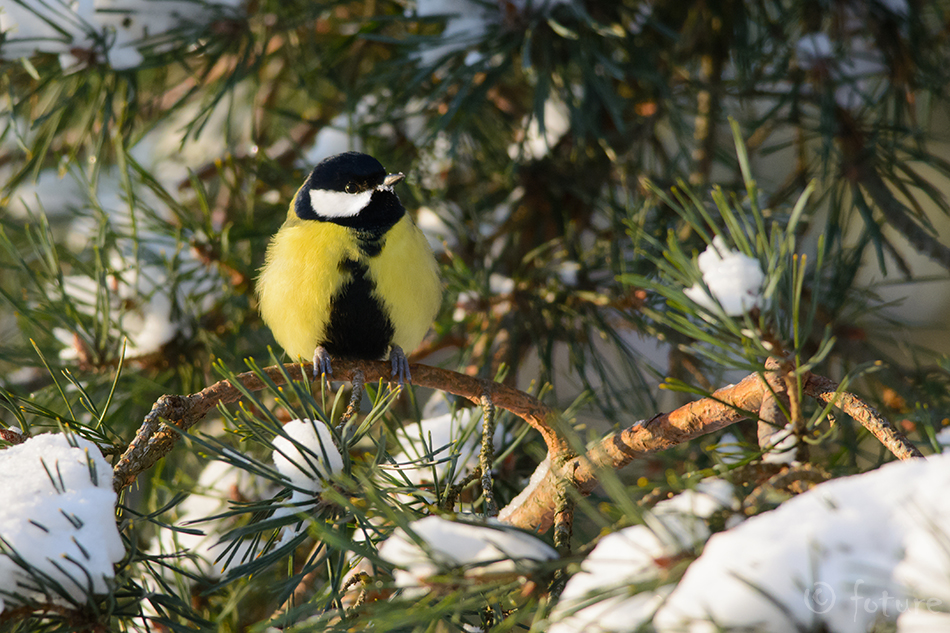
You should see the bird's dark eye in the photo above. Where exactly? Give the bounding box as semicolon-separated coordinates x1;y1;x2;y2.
344;182;359;194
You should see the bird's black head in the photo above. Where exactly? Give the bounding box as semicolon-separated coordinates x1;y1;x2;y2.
308;151;386;193
294;151;406;232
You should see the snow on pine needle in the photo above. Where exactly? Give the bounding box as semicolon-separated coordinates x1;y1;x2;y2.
151;419;344;580
0;433;124;613
378;515;557;593
548;479;739;633
546;453;950;633
684;235;768;317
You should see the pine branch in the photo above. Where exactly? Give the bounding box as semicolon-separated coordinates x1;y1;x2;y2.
500;365;923;532
856;170;950;271
837;107;950;271
114;356;922;536
112;360;567;493
500;370;768;532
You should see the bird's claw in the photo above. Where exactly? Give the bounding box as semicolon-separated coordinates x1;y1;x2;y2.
389;345;411;387
312;346;333;385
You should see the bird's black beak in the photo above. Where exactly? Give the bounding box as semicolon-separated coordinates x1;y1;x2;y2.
383;172;405;187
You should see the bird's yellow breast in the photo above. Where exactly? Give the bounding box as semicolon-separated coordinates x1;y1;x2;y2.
370;215;443;355
257;212;441;361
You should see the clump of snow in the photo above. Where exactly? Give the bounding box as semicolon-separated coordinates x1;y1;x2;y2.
416;205;456;253
132;80;255;192
793;1;907;110
761;424;800;465
625;1;654;34
489;273;515;295
0;0;244;70
53;250;222;361
549;528;674;633
301;114;365;168
9;94;246;363
935;426;950;452
653;479;738;523
8;114;240;362
413;0;574;67
653;453;950;633
508;98;571;161
416;131;455;190
378;515;557;591
453;291;478;322
413;0;491;67
710;431;747;465
453;267;521;321
11;76;254;218
684;235;766;316
0;433;124;612
5;169;86;220
556;261;582;286
549;479;738;633
272;418;344;504
387;408;503;494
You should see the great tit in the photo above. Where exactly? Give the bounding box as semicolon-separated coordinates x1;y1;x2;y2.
257;151;442;384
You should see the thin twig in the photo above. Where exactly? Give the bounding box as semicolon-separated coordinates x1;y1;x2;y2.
344;571;373;614
442;467;482;512
336;369;364;433
757;380;788;449
549;477;575;603
552;481;574;555
761;356;807;462
803;373;923;461
480;395;498;518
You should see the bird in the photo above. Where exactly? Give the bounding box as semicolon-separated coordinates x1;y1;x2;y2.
257;151;442;385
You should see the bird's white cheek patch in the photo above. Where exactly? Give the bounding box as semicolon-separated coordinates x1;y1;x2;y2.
309;189;374;218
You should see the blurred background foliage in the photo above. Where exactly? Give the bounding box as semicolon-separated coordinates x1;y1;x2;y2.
2;0;950;630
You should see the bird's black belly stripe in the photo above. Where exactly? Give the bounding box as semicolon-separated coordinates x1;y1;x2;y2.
323;259;393;360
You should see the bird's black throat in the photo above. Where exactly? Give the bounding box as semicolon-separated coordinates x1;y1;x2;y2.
323;258;394;361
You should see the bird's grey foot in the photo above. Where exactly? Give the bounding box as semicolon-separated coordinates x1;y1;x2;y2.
312;345;333;382
389;345;411;386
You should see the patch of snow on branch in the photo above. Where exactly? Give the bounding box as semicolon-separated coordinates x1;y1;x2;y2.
0;433;124;613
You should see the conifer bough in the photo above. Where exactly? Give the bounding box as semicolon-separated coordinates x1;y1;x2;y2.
113;358;922;533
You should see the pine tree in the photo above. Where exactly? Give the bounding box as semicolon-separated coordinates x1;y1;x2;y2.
1;1;949;631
